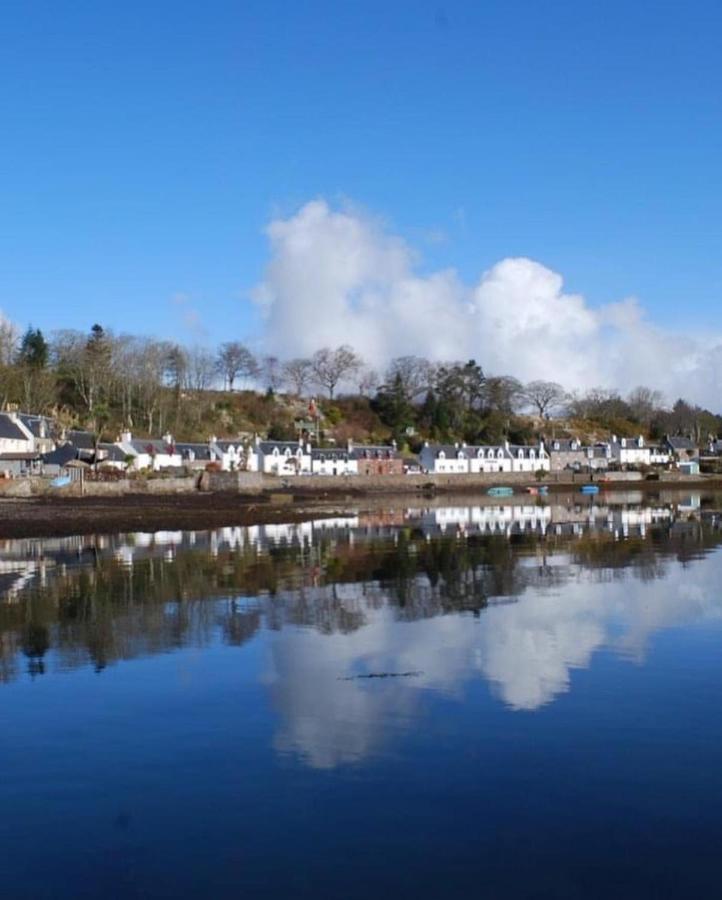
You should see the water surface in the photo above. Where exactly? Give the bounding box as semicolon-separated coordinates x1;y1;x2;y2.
2;492;722;898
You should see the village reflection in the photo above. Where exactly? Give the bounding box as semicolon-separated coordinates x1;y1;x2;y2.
2;492;722;766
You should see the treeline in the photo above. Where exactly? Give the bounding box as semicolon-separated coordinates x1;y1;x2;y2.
0;321;719;446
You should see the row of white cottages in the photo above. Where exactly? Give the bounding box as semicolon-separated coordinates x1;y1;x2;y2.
0;413;403;477
419;441;551;474
419;435;701;475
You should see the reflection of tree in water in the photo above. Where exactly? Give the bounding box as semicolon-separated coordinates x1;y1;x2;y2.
22;622;50;677
0;515;721;685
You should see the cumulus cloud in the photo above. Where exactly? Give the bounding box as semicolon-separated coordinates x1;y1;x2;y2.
254;200;722;407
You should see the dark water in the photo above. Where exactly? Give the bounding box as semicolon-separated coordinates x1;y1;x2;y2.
2;491;722;898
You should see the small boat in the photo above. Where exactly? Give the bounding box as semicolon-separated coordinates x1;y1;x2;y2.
50;476;72;489
488;486;514;497
580;484;599;495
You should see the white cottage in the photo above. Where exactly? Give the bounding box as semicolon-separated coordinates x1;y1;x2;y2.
419;443;470;474
467;445;512;474
254;438;312;475
0;413;35;455
117;432;183;471
507;442;550;473
311;447;357;476
609;435;651;467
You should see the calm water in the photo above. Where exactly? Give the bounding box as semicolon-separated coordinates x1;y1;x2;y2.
2;492;722;898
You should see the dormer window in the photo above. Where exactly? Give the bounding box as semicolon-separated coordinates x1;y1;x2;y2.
497;449;503;459
530;450;536;459
518;450;524;459
553;441;560;450
438;451;446;460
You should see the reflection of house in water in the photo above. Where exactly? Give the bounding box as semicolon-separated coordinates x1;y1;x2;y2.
548;504;673;539
429;504;552;536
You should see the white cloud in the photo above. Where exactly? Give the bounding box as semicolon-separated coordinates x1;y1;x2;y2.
254;199;722;407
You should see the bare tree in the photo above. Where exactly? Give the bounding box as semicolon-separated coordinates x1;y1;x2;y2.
216;342;258;391
627;386;664;427
261;355;283;392
483;375;524;414
385;356;435;403
283;357;314;396
51;325;113;415
185;346;217;393
357;367;380;397
0;318;18;366
311;345;363;399
522;380;568;418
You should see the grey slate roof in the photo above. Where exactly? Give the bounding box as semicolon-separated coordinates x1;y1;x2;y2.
176;442;212;461
258;441;306;455
67;430;96;451
667;436;697;451
0;414;29;441
19;414;53;438
129;439;175;454
97;443;127;462
350;444;399;460
42;444;79;467
549;439;582;452
311;448;350;461
423;444;469;458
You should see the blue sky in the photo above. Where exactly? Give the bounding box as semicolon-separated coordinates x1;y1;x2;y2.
2;0;722;350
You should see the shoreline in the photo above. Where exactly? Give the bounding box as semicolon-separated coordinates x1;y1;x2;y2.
0;478;719;541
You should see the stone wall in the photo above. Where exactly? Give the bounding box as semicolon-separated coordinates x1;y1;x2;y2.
200;471;265;494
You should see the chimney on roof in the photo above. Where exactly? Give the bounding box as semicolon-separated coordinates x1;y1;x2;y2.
162;433;173;446
120;430;132;444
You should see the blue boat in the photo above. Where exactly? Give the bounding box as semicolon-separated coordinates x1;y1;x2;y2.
580;484;599;495
50;476;72;488
488;486;514;497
